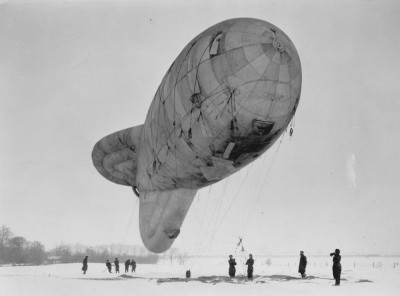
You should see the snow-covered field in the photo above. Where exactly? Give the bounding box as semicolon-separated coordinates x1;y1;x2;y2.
1;256;399;296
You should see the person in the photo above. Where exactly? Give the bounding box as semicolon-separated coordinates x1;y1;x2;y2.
298;251;307;278
124;259;130;273
81;256;88;275
106;260;112;273
114;258;120;273
131;259;136;273
330;249;342;286
228;255;237;277
246;254;254;280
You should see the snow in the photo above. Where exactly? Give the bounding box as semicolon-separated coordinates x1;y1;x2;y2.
1;256;399;296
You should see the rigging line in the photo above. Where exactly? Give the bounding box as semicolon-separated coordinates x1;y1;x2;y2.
262;150;269;164
189;191;203;258
171;86;227;130
171;43;197;178
233;153;270;236
180;146;200;268
118;197;139;256
188;188;214;268
192;180;236;259
161;48;281;123
192;33;220;94
252;132;285;205
189;41;282;84
244;131;287;227
196;179;230;257
211;163;254;237
211;177;230;233
194;180;228;258
192;188;214;255
160;70;282;160
238;156;273;235
159;76;175;151
237;154;270;235
210;178;230;227
198;185;225;248
236;164;258;236
155;87;166;152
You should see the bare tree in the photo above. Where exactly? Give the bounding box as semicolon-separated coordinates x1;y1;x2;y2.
27;241;46;265
9;236;27;249
177;251;188;265
9;236;28;263
52;243;73;262
167;247;178;264
0;225;13;248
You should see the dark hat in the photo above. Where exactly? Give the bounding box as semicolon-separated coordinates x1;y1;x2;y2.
335;249;340;254
229;255;233;257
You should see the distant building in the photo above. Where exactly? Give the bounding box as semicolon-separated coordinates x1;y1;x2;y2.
47;256;62;264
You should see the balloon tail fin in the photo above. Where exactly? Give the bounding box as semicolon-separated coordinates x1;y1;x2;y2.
139;188;197;253
92;125;143;187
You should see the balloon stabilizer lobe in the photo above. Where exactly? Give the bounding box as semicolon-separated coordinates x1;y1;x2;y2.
92;18;302;253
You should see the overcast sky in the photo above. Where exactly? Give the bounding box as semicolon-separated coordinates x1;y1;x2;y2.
1;0;400;256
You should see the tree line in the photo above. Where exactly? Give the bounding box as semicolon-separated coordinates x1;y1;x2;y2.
0;225;158;265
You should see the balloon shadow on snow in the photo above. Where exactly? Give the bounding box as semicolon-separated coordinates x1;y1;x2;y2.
77;274;365;285
156;275;344;285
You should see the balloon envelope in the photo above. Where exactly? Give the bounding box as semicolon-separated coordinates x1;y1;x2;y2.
92;18;302;253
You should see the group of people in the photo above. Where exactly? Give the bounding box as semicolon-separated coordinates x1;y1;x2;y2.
298;249;342;286
228;254;254;280
228;249;342;286
82;249;342;286
81;256;136;274
105;258;136;273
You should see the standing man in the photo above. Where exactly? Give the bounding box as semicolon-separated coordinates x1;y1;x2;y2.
106;260;112;273
298;251;307;278
114;258;120;273
330;249;342;286
131;259;136;273
81;256;88;275
228;255;237;277
246;254;254;280
124;259;131;273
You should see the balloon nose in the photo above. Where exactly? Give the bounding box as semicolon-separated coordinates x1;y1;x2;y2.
272;37;285;52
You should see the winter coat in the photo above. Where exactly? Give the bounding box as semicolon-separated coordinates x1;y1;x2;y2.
246;258;254;279
331;254;341;279
246;258;254;271
298;255;307;273
82;257;88;271
228;258;237;277
106;261;112;271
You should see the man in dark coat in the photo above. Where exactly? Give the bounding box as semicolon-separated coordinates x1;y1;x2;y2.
124;259;130;273
114;258;120;273
81;256;88;275
131;259;136;273
228;255;237;277
298;251;307;278
330;249;342;286
106;260;112;273
246;254;254;280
